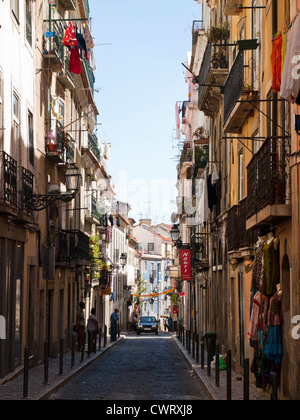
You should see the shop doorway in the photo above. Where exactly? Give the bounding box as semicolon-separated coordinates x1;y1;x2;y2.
281;254;290;398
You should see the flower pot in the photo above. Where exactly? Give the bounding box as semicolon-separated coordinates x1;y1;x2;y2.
47;143;57;152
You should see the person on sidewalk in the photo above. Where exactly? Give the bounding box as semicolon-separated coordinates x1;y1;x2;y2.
110;308;119;341
87;308;98;352
76;302;86;351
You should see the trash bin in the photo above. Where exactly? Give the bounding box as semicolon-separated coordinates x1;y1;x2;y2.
205;332;217;362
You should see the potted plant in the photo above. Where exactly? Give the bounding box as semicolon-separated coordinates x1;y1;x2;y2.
208;23;230;43
243;84;252;95
46;130;57;152
208;26;222;43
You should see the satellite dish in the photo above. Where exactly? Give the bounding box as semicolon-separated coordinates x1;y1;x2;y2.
171;212;178;223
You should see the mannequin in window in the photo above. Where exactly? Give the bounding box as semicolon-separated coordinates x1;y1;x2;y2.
251;231;266;294
261;228;280;296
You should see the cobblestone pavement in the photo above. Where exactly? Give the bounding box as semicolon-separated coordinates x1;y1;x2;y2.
0;332;271;401
52;334;208;400
0;335;123;400
172;336;270;401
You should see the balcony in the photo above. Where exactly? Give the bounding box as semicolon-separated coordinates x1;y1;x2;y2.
57;49;75;90
227;197;256;257
74;59;97;115
192;20;204;50
85;195;101;224
19;167;34;215
224;0;243;15
43;22;64;72
81;132;101;173
0;152;35;222
56;230;90;267
59;0;76;11
0;152;18;214
246;138;291;230
46;122;67;163
223;51;259;133
191;233;209;269
198;41;229;117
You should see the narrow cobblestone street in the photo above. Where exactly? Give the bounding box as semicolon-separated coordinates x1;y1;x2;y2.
51;335;208;400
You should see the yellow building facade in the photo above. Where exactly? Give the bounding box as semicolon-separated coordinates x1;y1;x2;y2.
176;0;300;399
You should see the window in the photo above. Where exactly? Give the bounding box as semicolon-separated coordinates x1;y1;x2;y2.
252;0;260;90
148;243;154;252
252;129;260;155
28;111;34;165
13;92;20;156
238;149;244;201
11;0;19;21
25;0;32;46
144;260;147;272
267;89;273;138
59;99;65;127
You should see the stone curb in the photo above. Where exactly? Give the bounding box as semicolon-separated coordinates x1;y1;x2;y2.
171;336;224;400
37;337;124;400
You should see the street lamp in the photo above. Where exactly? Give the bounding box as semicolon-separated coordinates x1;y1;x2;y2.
65;164;81;192
30;163;81;211
171;224;180;243
120;253;127;268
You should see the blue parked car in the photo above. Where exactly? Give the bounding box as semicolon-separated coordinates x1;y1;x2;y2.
137;316;158;335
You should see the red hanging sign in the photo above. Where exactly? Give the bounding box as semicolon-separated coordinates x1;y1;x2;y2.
180;249;191;281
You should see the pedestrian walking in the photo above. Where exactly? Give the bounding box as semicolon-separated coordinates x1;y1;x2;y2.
87;308;98;352
168;317;173;332
163;318;168;332
76;302;86;351
132;314;138;332
110;308;119;341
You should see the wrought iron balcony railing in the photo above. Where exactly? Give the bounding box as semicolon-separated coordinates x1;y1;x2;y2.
88;132;101;161
227;197;254;252
0;151;17;207
223;51;244;125
246;137;288;220
191;233;209;268
57;230;90;265
19;167;34;214
198;41;229;116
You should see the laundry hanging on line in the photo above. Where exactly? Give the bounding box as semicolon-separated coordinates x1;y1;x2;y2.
60;21;95;75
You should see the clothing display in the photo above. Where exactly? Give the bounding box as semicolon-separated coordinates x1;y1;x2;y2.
271;33;282;93
60;21;95;75
248;291;263;342
264;291;283;364
83;23;95;49
251;241;264;293
261;238;280;297
61;21;77;47
69;46;82;74
280;12;300;101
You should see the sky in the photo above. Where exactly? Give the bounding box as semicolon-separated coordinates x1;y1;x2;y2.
88;0;201;224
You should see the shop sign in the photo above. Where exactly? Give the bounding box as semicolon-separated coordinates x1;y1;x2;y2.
180;249;191;281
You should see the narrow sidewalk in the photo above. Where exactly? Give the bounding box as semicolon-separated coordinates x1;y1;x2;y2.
171;334;270;400
0;336;124;401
